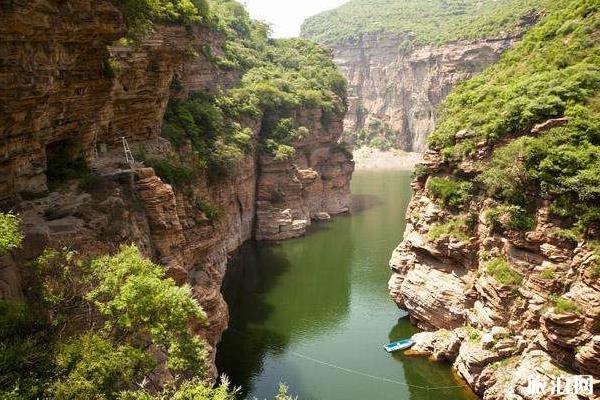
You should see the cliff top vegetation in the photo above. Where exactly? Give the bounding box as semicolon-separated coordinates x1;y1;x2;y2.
301;0;549;46
424;0;599;238
153;0;346;183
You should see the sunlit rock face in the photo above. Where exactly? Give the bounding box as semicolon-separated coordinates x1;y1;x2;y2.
255;108;354;241
327;33;520;152
389;149;600;399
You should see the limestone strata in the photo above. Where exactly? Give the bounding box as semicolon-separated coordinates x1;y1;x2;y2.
389;148;600;398
0;0;229;203
330;34;521;151
255;108;354;241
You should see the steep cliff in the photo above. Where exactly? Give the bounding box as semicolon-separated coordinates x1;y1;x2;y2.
0;0;352;385
388;1;600;398
328;34;521;151
302;0;547;152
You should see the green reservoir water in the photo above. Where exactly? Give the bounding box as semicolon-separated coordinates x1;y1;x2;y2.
217;170;476;400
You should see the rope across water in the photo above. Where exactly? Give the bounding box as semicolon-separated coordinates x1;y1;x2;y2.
225;328;469;392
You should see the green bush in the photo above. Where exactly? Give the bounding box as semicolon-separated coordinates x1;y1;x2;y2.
370;137;392;151
539;268;555;280
427;177;473;209
486;257;523;286
262;139;296;161
549;294;582;314
425;0;600;232
2;245;214;399
428;216;472;242
116;0;209;39
103;57;121;79
486;205;536;232
195;199;220;221
51;333;152;400
478;137;534;204
0;212;23;253
149;158;196;187
464;325;482;343
413;164;430;180
160;32;346;180
550;228;581;245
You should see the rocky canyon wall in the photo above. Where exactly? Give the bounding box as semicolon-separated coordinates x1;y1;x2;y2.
388;149;600;399
330;34;520;152
0;0;353;378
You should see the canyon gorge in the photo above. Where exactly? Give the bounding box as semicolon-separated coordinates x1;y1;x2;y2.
1;0;599;399
302;2;543;152
385;2;600;399
304;0;600;399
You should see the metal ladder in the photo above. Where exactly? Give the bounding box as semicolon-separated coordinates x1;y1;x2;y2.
120;136;135;165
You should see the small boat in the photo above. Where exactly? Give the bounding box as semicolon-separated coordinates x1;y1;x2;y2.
383;338;415;353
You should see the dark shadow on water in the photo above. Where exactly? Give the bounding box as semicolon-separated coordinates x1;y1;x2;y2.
217;242;292;396
217;233;353;398
351;194;383;214
217;171;473;400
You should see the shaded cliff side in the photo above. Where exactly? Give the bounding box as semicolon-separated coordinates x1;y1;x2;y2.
388;1;599;398
302;0;547;152
0;0;353;381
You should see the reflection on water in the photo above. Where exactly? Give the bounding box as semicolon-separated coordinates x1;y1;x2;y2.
217;171;476;400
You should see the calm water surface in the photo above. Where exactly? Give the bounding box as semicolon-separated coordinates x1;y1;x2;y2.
217;170;476;400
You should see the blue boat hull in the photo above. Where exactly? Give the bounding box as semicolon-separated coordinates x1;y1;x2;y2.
383;339;415;353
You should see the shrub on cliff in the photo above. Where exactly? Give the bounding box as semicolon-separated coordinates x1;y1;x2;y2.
160;5;347;175
549;294;582;314
117;0;209;38
486;205;536;232
427;177;474;210
0;212;23;253
486;257;523;287
428;215;473;242
0;226;298;399
1;245;210;399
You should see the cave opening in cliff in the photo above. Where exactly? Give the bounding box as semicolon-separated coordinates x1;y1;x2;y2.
45;139;89;188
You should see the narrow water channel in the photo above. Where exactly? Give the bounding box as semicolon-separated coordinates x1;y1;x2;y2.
217;170;476;400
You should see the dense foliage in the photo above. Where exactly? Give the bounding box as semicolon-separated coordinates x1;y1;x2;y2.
426;0;600;236
0;212;22;253
0;245;214;399
0;213;298;400
426;177;473;210
115;0;210;38
301;0;548;46
155;0;346;180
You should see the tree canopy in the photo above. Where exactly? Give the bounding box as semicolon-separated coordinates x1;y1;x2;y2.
301;0;549;46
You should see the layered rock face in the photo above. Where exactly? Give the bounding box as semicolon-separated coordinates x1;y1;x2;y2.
330;34;519;152
0;0;352;378
256;109;353;240
389;150;600;399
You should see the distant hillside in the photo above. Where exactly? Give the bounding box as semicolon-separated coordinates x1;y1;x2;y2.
301;0;547;45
